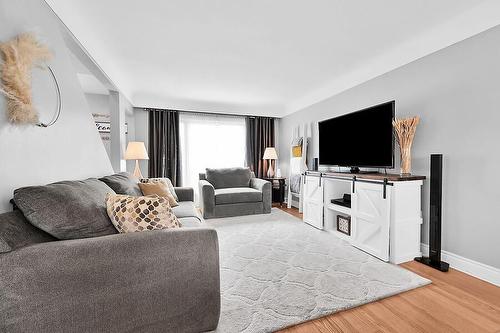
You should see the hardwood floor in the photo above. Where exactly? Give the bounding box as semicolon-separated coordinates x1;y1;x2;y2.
275;205;500;333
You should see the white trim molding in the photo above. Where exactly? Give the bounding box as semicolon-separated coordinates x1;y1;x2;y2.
420;244;500;287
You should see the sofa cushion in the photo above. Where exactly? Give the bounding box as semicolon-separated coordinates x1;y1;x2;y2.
215;187;262;205
106;194;180;233
140;178;178;201
178;217;203;228
0;211;56;253
172;201;202;221
206;167;251;189
99;172;142;196
138;182;178;207
13;178;118;240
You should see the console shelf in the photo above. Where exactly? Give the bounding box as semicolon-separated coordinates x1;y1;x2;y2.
326;203;351;215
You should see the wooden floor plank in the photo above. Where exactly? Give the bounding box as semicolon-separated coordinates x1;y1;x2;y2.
276;206;500;333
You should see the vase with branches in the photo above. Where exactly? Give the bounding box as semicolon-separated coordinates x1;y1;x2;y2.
393;116;420;175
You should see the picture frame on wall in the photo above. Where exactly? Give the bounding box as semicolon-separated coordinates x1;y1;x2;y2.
336;215;351;236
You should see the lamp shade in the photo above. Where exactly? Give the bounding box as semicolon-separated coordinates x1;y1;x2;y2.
124;142;149;160
262;147;278;160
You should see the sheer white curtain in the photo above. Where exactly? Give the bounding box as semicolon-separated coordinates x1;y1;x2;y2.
179;113;246;201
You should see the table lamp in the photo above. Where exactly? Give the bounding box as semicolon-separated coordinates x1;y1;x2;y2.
124;141;149;179
262;147;278;178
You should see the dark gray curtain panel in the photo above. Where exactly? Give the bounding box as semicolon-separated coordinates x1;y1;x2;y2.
148;109;181;186
245;116;275;178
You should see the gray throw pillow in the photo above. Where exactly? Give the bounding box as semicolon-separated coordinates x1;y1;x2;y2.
13;178;118;240
0;210;56;253
99;172;142;196
206;167;251;189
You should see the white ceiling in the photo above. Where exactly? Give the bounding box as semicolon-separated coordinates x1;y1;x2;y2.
45;0;500;117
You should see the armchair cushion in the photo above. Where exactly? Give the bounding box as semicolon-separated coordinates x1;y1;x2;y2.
13;178;118;240
215;187;262;205
206;167;251;189
99;172;142;196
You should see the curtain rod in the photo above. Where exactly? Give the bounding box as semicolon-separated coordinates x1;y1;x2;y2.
140;107;278;119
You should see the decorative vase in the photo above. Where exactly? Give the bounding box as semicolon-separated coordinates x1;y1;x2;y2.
399;146;412;175
393;116;420;176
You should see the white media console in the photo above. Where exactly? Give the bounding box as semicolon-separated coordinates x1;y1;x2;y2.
302;171;426;264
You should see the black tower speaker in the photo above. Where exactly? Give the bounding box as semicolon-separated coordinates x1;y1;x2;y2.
415;154;449;272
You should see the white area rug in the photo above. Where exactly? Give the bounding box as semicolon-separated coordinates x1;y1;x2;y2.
206;209;430;333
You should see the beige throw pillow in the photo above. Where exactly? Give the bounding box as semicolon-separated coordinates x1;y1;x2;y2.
105;193;180;233
138;182;178;207
140;178;178;201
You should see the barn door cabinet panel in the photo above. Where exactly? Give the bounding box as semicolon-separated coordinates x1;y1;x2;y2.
303;173;324;230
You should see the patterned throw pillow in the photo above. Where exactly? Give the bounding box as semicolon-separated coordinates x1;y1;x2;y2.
138;182;178;207
140;178;178;201
105;193;180;233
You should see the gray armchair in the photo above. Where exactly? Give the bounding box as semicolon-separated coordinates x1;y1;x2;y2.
199;167;271;219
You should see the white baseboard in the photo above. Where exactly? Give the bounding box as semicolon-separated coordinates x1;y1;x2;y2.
420;244;500;286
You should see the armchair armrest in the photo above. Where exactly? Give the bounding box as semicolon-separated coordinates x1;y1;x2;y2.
0;229;220;332
199;179;215;218
174;186;194;202
250;178;272;213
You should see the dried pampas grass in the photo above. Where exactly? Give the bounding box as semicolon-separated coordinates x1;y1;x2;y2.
393;116;420;175
0;33;52;124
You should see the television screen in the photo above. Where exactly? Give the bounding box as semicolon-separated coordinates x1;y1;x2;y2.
318;101;394;168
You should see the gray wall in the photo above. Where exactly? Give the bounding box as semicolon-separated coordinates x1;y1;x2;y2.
0;0;113;213
85;93;111;157
84;92;136;173
279;25;500;269
133;108;149;178
122;94;136;173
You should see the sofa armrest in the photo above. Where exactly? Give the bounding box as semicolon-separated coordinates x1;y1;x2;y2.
174;187;194;202
199;180;215;219
250;178;272;213
0;229;220;333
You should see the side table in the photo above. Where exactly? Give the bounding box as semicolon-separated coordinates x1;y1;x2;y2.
264;177;286;207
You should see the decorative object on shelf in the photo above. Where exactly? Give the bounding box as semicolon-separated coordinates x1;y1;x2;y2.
0;33;62;127
393;116;420;175
276;168;282;177
262;147;278;178
331;193;351;208
336;215;351;235
124;141;149;178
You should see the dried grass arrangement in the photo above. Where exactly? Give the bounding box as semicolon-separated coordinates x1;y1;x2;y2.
0;33;52;124
393;116;420;175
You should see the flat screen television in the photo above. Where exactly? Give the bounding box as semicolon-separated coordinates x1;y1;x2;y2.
318;101;395;171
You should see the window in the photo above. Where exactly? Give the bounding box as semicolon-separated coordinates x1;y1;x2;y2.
179;113;246;200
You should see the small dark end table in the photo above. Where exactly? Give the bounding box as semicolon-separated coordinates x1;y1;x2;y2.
264;177;286;206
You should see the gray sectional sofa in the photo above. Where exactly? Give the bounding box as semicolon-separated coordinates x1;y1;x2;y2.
0;172;220;333
198;167;271;219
